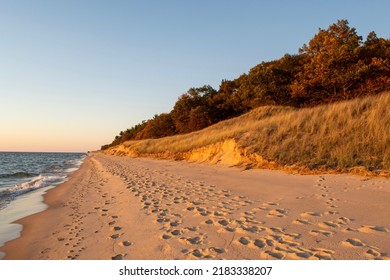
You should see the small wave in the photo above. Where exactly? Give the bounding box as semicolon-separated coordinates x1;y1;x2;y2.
0;172;39;179
65;167;79;173
0;175;66;210
65;156;86;167
6;175;66;196
0;154;86;211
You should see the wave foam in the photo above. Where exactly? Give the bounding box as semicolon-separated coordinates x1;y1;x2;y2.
0;175;66;210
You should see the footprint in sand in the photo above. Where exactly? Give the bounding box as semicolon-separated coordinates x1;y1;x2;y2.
224;227;236;232
338;216;351;223
40;248;51;254
213;211;225;217
319;221;339;229
293;219;313;225
210;247;226;254
217;219;230;226
325;198;339;206
170;221;181;227
238;237;250;246
119;241;133;247
267;209;287;218
343;238;365;247
112;226;122;231
313;251;333;260
241;225;264;233
110;234;120;240
310;230;333;237
254;239;266;249
300;212;322;217
265;251;285;260
265;202;279;206
365;248;388;259
278;237;301;248
269;227;284;234
187;236;202;245
170;229;182;236
344;227;359;232
358;225;389;233
112;254;125;260
326;211;339;215
295;251;313;259
191;249;204;258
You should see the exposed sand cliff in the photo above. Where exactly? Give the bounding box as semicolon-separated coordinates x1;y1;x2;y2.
105;138;279;170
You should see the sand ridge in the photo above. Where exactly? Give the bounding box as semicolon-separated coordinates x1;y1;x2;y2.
2;154;390;260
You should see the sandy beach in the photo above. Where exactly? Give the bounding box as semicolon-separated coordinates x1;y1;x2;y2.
2;153;390;260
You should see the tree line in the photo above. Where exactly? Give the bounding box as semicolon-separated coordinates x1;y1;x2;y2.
102;20;390;150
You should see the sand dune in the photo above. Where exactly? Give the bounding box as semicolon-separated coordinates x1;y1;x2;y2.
2;154;390;260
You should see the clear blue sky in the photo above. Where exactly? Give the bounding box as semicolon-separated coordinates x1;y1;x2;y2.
1;0;389;152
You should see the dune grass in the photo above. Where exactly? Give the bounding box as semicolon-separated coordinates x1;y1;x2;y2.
108;92;390;173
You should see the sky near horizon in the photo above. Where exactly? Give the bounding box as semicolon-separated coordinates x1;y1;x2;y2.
1;1;389;152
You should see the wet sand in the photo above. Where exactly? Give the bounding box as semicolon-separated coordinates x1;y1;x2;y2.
2;154;390;260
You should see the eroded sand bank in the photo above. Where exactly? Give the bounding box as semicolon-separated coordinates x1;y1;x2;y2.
2;154;390;260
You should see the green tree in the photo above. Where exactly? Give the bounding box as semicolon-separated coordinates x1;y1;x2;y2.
207;79;243;122
243;54;305;107
171;85;216;133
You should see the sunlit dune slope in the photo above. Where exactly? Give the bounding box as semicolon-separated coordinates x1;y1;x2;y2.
104;92;390;175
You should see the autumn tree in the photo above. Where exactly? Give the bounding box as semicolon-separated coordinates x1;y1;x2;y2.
358;32;390;94
188;106;211;131
292;20;365;103
135;113;176;139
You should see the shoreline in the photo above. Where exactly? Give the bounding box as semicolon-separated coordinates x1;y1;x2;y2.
0;158;90;259
2;154;390;260
0;152;86;258
0;185;55;258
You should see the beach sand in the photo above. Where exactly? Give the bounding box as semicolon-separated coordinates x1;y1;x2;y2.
2;154;390;260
